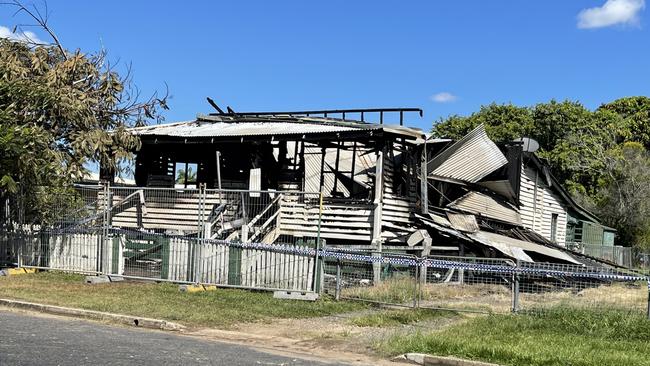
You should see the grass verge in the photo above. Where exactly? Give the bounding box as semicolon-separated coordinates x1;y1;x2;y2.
349;309;457;328
0;271;366;328
377;306;650;366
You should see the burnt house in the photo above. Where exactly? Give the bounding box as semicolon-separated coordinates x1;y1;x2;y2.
100;106;619;268
114;108;429;253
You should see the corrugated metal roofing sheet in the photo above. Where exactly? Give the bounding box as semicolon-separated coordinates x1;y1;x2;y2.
477;180;517;202
448;191;522;226
427;124;508;183
414;213;581;264
446;212;480;233
131;120;360;137
130;115;425;140
415;213;471;241
468;231;581;264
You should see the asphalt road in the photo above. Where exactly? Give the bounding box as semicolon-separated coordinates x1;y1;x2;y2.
0;310;350;366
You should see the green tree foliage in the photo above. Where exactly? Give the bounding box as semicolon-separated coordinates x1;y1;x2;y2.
599;96;650;147
433;98;650;249
433;103;533;142
0;1;168;224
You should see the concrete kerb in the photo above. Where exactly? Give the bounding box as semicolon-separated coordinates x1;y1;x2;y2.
0;299;185;332
393;353;501;366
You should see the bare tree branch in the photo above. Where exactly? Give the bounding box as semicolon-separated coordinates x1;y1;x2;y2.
6;0;67;59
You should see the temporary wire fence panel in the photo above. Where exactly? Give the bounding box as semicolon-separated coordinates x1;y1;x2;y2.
421;256;516;313
108;187;203;234
4;183;649;318
323;250;419;308
516;262;648;314
0;230;21;266
5;231;43;268
636;252;650;272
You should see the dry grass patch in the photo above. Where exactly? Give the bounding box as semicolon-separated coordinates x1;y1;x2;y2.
519;282;647;312
341;275;417;304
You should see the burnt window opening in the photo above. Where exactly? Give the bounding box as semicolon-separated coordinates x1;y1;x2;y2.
175;162;198;188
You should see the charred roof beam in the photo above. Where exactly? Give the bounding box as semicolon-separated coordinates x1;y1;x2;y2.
206;107;423;126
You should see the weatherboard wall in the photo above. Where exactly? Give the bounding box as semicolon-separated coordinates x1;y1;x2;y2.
519;165;568;246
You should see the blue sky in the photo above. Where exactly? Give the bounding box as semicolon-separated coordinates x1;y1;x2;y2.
1;0;649;131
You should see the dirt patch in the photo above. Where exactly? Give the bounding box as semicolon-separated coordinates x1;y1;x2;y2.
231;307;467;357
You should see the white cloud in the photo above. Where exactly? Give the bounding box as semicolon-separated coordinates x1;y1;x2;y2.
577;0;645;29
431;92;458;103
0;25;44;44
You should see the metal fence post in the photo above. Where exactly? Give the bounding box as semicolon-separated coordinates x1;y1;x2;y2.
314;239;325;294
17;244;22;268
647;279;650;320
335;258;341;301
418;258;426;308
511;259;520;313
194;184;206;284
313;192;324;294
99;181;111;274
413;260;420;308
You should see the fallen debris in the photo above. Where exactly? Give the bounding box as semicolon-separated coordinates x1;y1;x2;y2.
179;284;217;293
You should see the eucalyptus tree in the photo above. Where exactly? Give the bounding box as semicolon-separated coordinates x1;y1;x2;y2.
0;1;168;223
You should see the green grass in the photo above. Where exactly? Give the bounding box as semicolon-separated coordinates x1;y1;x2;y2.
0;271;366;328
377;306;650;366
349;308;457;327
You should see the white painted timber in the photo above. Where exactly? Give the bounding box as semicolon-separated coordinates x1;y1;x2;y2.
519;165;568;246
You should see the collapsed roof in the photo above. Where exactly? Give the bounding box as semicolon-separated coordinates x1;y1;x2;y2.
423;124;615;267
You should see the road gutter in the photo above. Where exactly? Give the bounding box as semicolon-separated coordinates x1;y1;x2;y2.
0;298;185;331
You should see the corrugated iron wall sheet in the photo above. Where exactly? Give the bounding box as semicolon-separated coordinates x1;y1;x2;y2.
428;124;508;183
448;191;522;226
